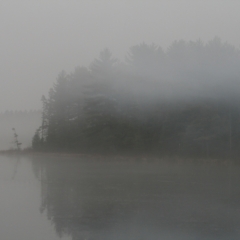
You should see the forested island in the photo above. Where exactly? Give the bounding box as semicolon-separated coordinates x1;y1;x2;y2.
32;38;240;160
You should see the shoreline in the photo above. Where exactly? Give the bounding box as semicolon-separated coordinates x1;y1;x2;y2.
0;149;234;166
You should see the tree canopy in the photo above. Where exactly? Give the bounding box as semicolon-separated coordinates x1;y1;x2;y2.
33;39;240;160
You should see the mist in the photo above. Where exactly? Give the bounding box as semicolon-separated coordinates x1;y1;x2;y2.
2;1;240;240
1;0;240;111
0;110;41;150
21;38;238;160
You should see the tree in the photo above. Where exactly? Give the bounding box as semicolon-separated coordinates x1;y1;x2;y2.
126;43;165;78
83;81;118;153
91;49;117;71
32;128;42;151
12;128;22;151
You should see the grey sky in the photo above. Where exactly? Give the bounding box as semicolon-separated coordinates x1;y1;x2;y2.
1;0;240;111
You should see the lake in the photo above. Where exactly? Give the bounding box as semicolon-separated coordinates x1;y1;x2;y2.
0;154;240;240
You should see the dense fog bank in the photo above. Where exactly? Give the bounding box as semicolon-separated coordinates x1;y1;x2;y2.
33;38;240;159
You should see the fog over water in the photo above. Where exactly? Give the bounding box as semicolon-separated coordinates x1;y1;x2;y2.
0;156;70;240
0;94;237;236
1;155;240;240
1;1;240;239
1;0;240;111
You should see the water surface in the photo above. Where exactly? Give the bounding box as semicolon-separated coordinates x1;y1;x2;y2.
1;155;240;240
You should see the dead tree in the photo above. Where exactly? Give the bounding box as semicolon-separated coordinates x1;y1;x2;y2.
12;128;22;151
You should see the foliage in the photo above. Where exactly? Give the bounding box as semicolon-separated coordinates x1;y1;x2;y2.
32;128;42;151
33;40;240;159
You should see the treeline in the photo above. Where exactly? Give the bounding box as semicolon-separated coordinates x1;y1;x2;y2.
33;38;240;159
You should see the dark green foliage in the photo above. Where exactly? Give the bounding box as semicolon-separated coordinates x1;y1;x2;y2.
33;40;240;159
32;129;42;150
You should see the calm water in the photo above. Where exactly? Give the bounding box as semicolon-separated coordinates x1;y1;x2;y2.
0;155;240;240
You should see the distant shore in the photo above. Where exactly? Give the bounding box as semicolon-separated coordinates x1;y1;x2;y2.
0;148;234;166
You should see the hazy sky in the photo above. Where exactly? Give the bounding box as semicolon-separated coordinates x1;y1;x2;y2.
1;0;240;111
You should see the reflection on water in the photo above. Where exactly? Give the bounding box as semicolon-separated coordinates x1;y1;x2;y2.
0;155;70;240
32;156;240;240
1;155;240;239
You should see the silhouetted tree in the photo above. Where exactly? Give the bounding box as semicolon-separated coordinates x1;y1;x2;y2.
12;128;22;151
32;128;42;150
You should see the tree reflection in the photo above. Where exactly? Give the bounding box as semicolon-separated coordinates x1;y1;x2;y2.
32;156;240;240
32;157;141;239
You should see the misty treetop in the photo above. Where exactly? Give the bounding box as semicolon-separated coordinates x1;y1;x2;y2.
33;38;240;159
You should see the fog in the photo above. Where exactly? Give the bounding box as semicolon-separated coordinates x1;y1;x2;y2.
1;155;240;240
0;111;41;150
2;2;240;239
1;0;240;157
22;39;239;159
1;0;240;111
